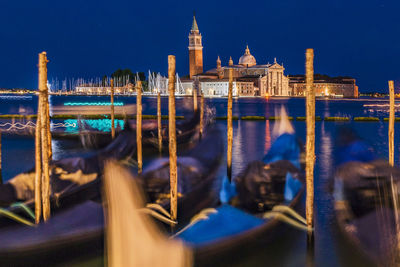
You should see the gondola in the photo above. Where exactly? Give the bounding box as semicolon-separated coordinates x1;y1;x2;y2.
0;109;201;210
174;130;306;265
0;124;223;266
333;127;400;266
100;115;307;267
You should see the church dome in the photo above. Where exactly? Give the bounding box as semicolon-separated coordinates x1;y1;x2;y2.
238;45;256;67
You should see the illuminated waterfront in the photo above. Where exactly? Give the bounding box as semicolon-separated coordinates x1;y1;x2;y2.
0;96;398;266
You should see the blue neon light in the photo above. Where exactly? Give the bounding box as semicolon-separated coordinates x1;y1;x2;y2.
63;102;124;106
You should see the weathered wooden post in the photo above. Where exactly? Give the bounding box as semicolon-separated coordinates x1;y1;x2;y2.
46;94;52;160
0;133;2;184
34;94;42;224
39;52;50;221
305;48;315;233
227;68;233;180
111;78;115;139
168;55;178;223
193;84;198;112
136;80;143;174
389;80;395;166
388;80;400;256
200;92;204;138
157;92;162;153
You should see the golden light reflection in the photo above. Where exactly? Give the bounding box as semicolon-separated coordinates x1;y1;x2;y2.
265;119;271;153
324;87;329;96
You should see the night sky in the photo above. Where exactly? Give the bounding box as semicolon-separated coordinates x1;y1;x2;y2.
0;0;399;92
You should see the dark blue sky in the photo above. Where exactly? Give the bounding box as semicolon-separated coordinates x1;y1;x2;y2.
0;0;399;92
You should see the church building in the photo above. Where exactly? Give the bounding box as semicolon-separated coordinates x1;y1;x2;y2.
184;15;290;97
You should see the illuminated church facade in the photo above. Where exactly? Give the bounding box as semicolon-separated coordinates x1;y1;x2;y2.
182;15;290;97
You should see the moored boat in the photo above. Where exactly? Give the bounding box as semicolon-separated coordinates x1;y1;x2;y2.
0;109;201;210
333;127;400;266
175;133;306;265
0;124;223;266
101;109;307;267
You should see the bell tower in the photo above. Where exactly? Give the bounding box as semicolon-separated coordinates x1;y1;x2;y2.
188;15;203;79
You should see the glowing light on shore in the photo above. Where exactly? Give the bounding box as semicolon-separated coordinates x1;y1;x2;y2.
64;102;124;106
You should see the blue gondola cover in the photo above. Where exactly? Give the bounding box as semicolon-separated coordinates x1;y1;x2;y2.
177;205;265;246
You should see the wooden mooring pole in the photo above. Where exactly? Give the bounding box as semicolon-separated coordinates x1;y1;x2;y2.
46;94;52;160
168;55;178;223
136;81;143;174
39;52;51;221
305;48;315;233
193;84;198;112
111;78;115;139
34;91;42;224
200;92;204;139
227;68;233;180
157;92;162;153
389;80;395;166
388;80;400;258
0;133;2;184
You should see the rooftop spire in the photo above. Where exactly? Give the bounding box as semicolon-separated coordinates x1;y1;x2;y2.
229;56;233;66
245;45;250;55
191;14;199;32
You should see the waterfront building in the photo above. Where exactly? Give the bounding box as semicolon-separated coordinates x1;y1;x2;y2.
289;75;359;97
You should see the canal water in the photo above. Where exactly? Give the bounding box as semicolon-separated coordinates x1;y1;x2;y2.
1;95;399;266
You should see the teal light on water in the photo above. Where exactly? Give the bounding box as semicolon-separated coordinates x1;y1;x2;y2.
63;102;124;106
64;119;125;133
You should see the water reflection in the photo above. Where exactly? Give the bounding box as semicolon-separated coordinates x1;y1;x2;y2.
2;97;400;266
315;121;338;266
232;120;243;177
64;119;124;133
264;120;271;154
